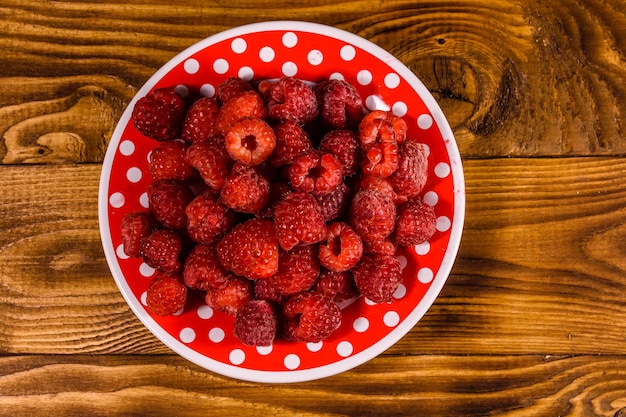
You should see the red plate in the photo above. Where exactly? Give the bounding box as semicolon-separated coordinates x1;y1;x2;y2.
99;21;465;383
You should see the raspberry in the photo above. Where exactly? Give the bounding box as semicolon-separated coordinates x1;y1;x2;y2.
216;76;254;105
180;97;220;143
254;277;288;305
360;140;399;178
234;300;278;346
358;110;407;147
314;182;351;222
219;163;270;213
267;76;318;124
273;192;327;251
183;243;231;290
318;222;363;272
269;120;313;167
315;79;364;129
352;253;402;303
363;238;397;255
283;292;341;342
268;245;320;296
148;180;194;230
216;90;267;135
185;191;235;244
315;269;358;302
359;176;407;206
120;212;155;258
389;141;429;198
394;199;437;246
217;218;279;279
224;117;276;166
319;130;359;176
186;138;233;190
140;229;182;273
148;140;193;182
349;190;396;244
132;87;185;141
288;152;342;195
145;272;187;316
259;181;294;219
205;274;252;316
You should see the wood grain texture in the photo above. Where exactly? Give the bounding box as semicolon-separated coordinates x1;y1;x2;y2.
1;0;625;162
1;354;626;416
1;159;625;356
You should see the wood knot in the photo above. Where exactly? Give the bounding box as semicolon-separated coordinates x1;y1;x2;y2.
614;408;626;417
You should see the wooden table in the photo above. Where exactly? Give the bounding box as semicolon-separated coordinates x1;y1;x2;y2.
2;1;626;416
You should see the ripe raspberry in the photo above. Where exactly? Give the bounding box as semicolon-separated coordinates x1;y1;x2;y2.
363;238;397;255
318;222;363;272
185;191;235;244
359;176;407;206
205;274;252;316
219;163;270;213
216;76;254;105
268;245;320;296
180;97;220;143
269;120;313;167
183;243;231;290
132;87;185;141
389;141;429;198
352;253;402;303
148;140;193;182
359;110;407;147
254;277;289;305
360;140;399;178
319;129;359;176
394;199;437;246
259;181;294;219
120;211;155;258
314;182;351;222
216;90;267;134
145;271;187;316
273;192;327;251
315;269;358;303
148;180;194;230
267;76;318;124
288;152;342;195
349;190;396;244
234;300;278;346
283;292;341;342
140;229;182;273
315;79;364;129
224;117;276;166
186;138;233;190
217;218;279;279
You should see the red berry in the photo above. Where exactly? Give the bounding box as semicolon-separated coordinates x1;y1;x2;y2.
149;140;193;181
315;269;358;303
148;180;193;230
283;292;341;342
258;181;294;219
349;190;396;245
363;238;397;255
268;245;320;296
319;129;359;176
352;253;402;303
318;222;363;272
205;275;252;316
389;141;429;198
217;218;279;279
314;182;351;222
234;300;278;346
267;76;318;124
394;199;437;246
186;138;233;190
216;90;267;135
315;79;364;129
269;120;313;167
120;212;155;258
219;163;270;213
359;176;407;206
358;110;407;147
216;76;254;105
254;277;289;305
140;229;182;273
224;117;276;166
185;191;235;244
273;192;327;251
288;152;342;195
183;243;231;290
360;140;399;178
146;271;187;316
180;97;220;143
132;87;185;141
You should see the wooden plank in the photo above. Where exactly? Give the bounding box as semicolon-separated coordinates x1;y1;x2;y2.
1;0;625;163
0;158;625;356
0;354;626;416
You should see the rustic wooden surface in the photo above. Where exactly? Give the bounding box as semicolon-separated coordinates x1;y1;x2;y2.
1;0;626;416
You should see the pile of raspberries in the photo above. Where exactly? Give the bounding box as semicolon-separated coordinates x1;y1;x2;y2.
120;75;436;347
